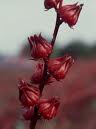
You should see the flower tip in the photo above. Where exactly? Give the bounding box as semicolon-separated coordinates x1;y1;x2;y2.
72;59;75;65
66;56;74;66
44;9;49;11
80;3;84;7
75;2;79;5
28;37;31;42
18;78;24;84
70;56;74;63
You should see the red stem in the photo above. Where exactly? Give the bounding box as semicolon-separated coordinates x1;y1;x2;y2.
39;59;48;95
30;13;62;129
29;107;39;129
51;14;63;47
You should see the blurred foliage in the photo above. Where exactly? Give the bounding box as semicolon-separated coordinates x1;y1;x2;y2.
59;40;96;59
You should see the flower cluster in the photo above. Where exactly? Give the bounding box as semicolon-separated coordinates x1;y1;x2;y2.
18;34;74;120
45;0;83;27
18;79;60;120
18;0;83;128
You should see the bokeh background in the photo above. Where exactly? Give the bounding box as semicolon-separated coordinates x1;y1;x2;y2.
0;0;96;129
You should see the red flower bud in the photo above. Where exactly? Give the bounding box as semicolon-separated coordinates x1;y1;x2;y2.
48;55;74;80
38;98;60;120
31;63;44;84
31;63;53;85
23;107;34;120
44;0;61;10
18;79;40;107
28;34;52;59
58;3;83;27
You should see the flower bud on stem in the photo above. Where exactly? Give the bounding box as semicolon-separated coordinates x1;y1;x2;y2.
30;12;62;129
18;1;83;129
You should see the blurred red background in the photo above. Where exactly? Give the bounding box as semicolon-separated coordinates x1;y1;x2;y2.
0;53;96;129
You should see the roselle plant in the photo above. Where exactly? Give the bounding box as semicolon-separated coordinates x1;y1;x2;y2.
18;0;83;129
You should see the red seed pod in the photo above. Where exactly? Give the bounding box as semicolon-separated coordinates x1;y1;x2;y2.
38;98;60;120
28;34;52;59
31;63;44;84
18;79;40;107
23;107;34;120
44;0;61;10
31;63;53;85
58;3;83;27
48;55;74;80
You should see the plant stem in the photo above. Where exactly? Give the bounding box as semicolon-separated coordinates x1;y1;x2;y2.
30;116;38;129
39;59;48;95
30;13;62;129
51;14;63;47
30;107;39;129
